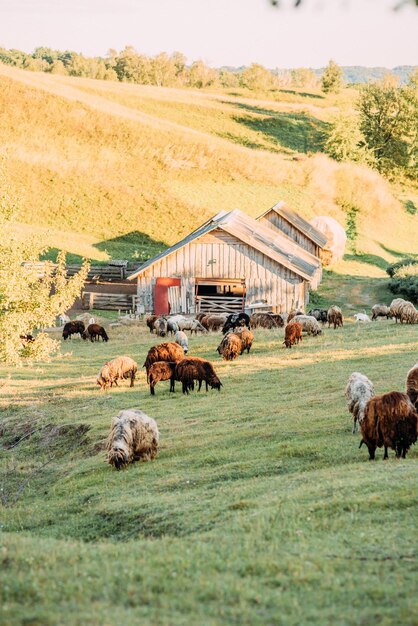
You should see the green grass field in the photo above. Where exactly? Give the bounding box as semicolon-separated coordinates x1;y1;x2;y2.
1;314;417;625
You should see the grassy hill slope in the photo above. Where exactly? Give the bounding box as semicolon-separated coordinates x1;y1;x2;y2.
1;321;417;625
0;64;416;274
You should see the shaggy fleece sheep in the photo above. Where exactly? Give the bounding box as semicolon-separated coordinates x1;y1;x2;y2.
217;333;242;361
97;356;138;390
360;392;417;460
294;315;322;336
107;409;159;470
174;330;189;354
371;304;390;321
143;342;185;379
406;363;418;410
283;321;303;348
345;372;375;434
327;305;343;329
175;357;222;394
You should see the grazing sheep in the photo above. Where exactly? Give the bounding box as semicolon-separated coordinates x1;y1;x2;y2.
222;313;251;334
143;342;185;378
389;298;406;323
175;330;189;354
294;315;322;336
154;317;168;337
270;314;285;328
308;309;328;325
166;319;179;335
175;357;222;394
146;315;158;333
217;333;242;361
283;321;303;348
406;363;418;410
354;313;372;323
371;304;391;321
249;313;280;329
196;313;207;323
148;361;176;395
345;372;375;434
107;409;159;470
327;305;343;329
233;327;254;354
360;392;418;460
97;356;138;390
204;315;226;332
177;318;207;334
82;324;109;342
398;301;418;324
62;320;85;340
287;309;304;323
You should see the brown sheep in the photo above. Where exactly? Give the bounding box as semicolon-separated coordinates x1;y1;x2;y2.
249;313;279;329
327;305;343;329
175;357;222;394
360;392;418;460
406;363;418;410
143;342;185;379
234;327;254;354
146;315;158;333
148;361;176;395
82;324;109;342
97;356;138;390
205;315;225;332
283;321;303;348
216;333;242;361
196;313;207;323
62;320;85;340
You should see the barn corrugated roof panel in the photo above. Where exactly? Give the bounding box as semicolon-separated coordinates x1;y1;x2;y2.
127;209;320;281
258;201;328;248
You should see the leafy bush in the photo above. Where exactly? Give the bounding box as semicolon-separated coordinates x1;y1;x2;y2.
386;258;418;277
388;260;418;302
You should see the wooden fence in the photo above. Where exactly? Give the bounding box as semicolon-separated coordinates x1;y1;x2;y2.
195;295;244;314
82;292;138;311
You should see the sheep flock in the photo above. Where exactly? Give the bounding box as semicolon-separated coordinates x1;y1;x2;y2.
50;301;418;469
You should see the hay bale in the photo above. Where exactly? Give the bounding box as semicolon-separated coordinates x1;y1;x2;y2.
310;216;347;265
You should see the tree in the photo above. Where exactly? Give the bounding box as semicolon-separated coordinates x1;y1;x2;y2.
325;113;374;165
321;60;343;94
358;78;418;176
187;60;217;88
240;63;276;91
291;67;318;89
0;176;89;364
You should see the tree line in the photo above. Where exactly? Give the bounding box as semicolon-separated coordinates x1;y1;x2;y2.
0;45;330;91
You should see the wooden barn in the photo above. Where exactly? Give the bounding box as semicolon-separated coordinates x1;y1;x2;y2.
257;201;327;259
127;209;322;315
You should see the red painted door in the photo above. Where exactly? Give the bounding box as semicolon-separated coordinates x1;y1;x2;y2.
154;278;181;315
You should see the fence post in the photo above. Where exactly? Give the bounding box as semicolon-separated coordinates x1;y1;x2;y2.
89;292;95;310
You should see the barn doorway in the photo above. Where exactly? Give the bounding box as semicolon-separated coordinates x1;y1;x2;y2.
154;277;181;315
195;278;245;314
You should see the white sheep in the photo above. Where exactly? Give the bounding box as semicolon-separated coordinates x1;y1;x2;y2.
107;409;159;470
294;315;322;336
177;318;207;334
354;313;371;323
175;330;189;354
345;372;375;434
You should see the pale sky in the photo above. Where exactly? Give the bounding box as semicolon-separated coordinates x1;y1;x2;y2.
0;0;417;69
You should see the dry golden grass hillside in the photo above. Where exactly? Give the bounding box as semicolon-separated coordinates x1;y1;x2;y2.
0;64;416;272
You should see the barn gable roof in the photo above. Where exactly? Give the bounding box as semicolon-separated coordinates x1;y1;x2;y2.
258;201;328;249
127;209;320;281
